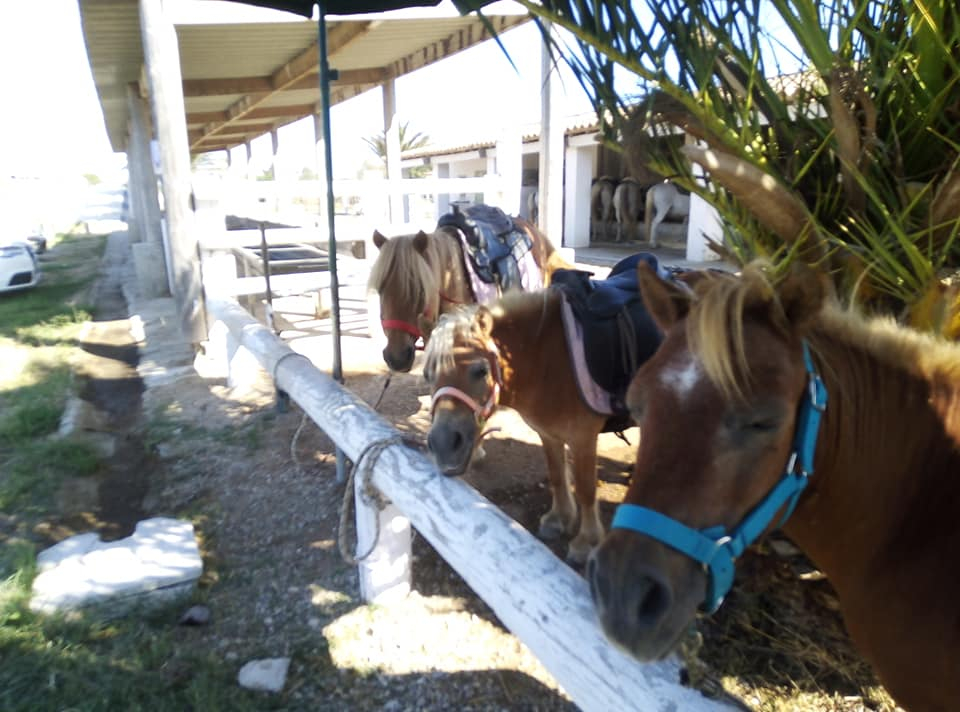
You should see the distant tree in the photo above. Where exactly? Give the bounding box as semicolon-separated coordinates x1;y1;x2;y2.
363;122;431;177
255;167;275;182
82;173;102;186
299;165;319;181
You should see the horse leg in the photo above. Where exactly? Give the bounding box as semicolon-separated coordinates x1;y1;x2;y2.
566;435;603;566
652;212;666;249
536;432;577;540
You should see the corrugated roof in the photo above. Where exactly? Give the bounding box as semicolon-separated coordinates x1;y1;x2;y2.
79;0;529;154
401;109;602;160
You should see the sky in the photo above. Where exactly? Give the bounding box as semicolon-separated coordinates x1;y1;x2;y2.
0;1;803;184
0;0;118;179
0;0;597;183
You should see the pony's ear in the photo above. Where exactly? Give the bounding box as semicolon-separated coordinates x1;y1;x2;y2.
777;262;826;331
475;306;494;338
373;230;387;250
413;230;429;254
638;261;690;332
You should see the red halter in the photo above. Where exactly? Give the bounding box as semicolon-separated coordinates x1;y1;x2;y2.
380;291;468;349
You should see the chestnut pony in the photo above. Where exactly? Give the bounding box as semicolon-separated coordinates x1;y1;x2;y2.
422;287;661;565
589;261;960;712
367;213;568;372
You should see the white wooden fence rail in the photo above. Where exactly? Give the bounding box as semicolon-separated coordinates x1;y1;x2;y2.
207;297;735;712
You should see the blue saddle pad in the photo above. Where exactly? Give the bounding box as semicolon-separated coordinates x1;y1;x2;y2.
437;204;531;290
550;252;666;418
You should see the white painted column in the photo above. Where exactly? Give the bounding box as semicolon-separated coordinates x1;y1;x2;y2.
684;134;722;262
139;0;205;340
538;23;566;244
436;162;451;219
382;79;403;225
563;141;596;249
496;126;523;215
126;83;163;248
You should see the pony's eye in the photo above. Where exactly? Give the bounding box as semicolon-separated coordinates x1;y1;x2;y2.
468;362;489;381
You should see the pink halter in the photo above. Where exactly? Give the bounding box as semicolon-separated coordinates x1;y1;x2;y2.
430;343;503;424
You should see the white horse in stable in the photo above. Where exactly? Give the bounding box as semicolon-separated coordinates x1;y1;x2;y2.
643;180;690;248
612;177;643;242
590;176;617;241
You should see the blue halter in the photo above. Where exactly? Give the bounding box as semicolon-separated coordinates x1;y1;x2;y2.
611;341;828;613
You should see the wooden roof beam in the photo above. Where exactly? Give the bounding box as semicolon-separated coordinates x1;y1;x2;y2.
183;68;390;99
189;21;375;150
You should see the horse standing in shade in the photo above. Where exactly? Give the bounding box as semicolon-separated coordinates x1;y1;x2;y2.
613;177;644;242
589;261;960;712
423;255;665;564
368;208;570;372
590;176;617;241
643;181;690;248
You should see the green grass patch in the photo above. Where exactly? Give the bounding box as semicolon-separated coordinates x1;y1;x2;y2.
0;285;92;342
0;231;286;710
0;438;100;512
0;601;273;712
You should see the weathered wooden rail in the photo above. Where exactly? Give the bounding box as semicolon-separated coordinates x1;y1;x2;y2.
206;297;736;712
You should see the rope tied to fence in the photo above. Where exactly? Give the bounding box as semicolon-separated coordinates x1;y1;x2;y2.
338;434;424;565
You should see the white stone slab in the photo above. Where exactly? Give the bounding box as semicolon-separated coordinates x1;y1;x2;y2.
31;517;202;616
238;658;291;693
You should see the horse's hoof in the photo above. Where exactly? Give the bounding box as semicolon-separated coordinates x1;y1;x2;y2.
565;541;593;567
538;520;566;541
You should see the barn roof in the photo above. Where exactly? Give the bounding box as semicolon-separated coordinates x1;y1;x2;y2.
79;0;529;154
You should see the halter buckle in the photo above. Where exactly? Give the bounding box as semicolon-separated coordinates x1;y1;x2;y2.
701;535;732;573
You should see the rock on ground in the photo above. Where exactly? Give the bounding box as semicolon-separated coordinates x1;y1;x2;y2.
237;657;291;693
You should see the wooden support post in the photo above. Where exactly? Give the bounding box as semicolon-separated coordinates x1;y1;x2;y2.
495;126;523;216
382;79;403;224
538;23;566;244
139;0;206;341
126;83;164;249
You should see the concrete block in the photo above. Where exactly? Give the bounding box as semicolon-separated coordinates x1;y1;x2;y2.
31;517;202;617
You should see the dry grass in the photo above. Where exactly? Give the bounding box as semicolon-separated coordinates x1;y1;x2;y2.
697;540;899;711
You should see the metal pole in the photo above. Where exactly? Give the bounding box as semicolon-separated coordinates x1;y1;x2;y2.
258;220;276;334
317;2;346;482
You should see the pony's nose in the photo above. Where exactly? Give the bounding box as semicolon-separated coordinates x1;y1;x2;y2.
630;566;672;629
427;424;467;474
588;548;672;634
383;345;415;372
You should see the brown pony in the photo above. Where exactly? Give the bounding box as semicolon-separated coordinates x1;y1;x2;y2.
367;213;569;372
422;290;616;564
588;261;960;712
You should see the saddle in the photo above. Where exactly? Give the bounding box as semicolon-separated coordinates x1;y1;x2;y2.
550;253;668;432
437;204;532;293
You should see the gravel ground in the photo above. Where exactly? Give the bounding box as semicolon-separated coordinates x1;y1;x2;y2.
140;358;590;710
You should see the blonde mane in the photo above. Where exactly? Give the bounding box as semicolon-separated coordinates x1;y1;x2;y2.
687;261;960;400
423;305;482;377
423;289;556;377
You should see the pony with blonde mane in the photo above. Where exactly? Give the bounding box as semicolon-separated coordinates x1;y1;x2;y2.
368;213;569;372
589;260;960;712
423;280;662;565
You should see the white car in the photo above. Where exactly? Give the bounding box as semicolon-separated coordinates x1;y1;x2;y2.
0;240;41;293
